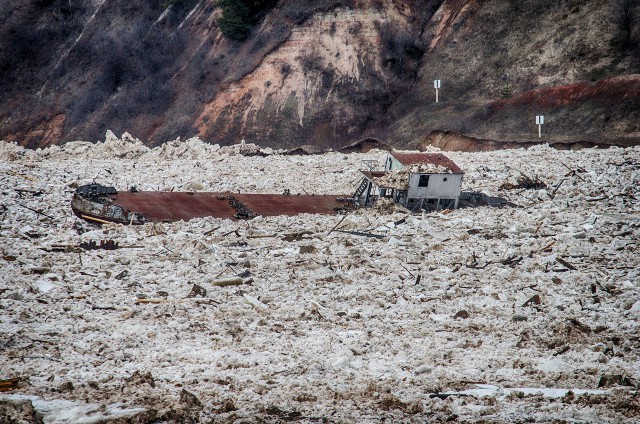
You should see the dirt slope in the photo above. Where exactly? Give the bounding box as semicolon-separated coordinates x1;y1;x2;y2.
0;0;638;148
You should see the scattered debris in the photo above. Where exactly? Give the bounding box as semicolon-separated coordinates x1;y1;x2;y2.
0;378;21;392
125;371;155;388
328;214;349;235
336;230;386;239
283;230;314;241
597;374;636;388
210;277;244;287
299;245;317;254
454;310;470;319
227;195;256;219
180;389;203;408
567;318;591;334
502;255;523;267
136;299;170;304
17;203;54;219
378;396;423;414
186;284;207;298
58;381;74;392
79;240;119;250
29;267;50;275
499;173;547;190
217;399;237;413
263;405;303;421
548;179;565;199
15;189;44;197
556;257;577;271
243;294;267;311
522;295;541;307
553;346;570;356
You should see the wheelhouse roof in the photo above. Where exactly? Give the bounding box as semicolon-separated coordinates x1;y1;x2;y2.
390;152;464;174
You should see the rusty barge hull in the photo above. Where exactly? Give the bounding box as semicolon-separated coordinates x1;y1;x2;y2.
72;190;351;224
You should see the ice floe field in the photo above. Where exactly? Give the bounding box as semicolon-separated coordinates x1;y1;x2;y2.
1;133;639;423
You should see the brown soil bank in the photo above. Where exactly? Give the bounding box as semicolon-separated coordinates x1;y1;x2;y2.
391;74;640;150
418;130;639;152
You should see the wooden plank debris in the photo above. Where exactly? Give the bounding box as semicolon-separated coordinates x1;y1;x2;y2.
522;294;541;307
556;257;577;271
210;277;244;287
328;214;348;235
548;179;565;199
80;214;112;224
8;170;37;182
567;318;591;334
336;230;385;239
186;284;207;298
283;230;313;241
0;377;20;392
17;203;54;219
204;226;221;236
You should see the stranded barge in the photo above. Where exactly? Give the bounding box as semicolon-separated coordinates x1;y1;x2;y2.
71;183;351;224
71;151;466;225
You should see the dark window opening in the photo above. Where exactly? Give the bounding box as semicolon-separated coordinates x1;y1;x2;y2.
418;175;430;187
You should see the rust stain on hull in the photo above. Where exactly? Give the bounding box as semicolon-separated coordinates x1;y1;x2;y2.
236;193;349;216
110;192;349;222
113;192;236;222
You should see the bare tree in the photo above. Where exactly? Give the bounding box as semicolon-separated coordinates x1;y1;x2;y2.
610;0;638;51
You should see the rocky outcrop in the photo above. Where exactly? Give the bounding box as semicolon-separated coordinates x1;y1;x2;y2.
1;0;638;149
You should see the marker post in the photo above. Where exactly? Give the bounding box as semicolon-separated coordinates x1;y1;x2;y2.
536;115;544;138
434;80;441;103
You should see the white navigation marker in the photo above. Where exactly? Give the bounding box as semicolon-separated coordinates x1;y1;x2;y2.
434;80;441;103
536;115;544;138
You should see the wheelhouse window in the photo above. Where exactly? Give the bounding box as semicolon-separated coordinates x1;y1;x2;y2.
418;175;430;187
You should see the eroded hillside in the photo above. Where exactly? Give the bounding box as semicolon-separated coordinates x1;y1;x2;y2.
0;0;638;149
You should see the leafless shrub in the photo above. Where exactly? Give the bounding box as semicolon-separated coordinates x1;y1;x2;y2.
378;22;425;77
280;62;291;77
609;0;639;60
298;48;323;73
348;21;362;35
329;21;337;36
499;174;547;191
